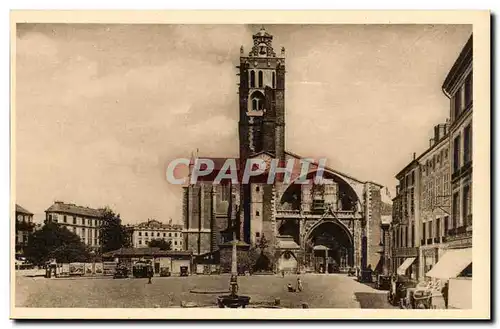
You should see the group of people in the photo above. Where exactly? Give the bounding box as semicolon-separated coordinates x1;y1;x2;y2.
287;277;303;292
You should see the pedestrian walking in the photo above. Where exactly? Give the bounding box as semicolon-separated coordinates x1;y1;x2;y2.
297;277;303;292
147;266;153;284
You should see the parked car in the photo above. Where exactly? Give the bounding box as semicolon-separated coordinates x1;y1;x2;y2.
113;264;129;279
387;275;418;307
160;268;171;277
376;274;392;290
180;266;189;277
132;261;152;278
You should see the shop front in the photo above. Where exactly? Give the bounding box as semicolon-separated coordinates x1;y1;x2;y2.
426;247;472;309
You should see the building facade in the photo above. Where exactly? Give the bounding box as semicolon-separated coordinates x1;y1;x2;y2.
131;219;184;251
183;27;392;274
391;158;420;279
442;36;473;250
45;201;104;250
15;204;35;256
390;35;473;282
418;123;451;279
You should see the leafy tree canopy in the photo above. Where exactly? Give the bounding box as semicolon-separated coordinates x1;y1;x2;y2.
24;222;91;265
100;207;131;253
147;238;172;251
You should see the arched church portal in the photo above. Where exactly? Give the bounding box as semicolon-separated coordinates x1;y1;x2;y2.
305;221;354;273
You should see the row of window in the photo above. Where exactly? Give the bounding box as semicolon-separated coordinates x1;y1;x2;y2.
16;214;33;222
394;192;472;249
58;214;101;227
453;124;473;173
452;73;473;122
452;184;472;226
137;239;182;246
421;170;450;211
68;226;100;239
249;70;275;89
138;231;180;238
422;148;449;176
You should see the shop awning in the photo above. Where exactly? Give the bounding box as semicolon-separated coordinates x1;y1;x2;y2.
426;248;472;279
396;257;416;275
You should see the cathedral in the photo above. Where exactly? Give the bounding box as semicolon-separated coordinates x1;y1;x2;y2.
182;27;390;274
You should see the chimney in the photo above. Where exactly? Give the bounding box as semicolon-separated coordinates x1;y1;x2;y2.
434;125;441;143
429;138;434;148
413;152;416;160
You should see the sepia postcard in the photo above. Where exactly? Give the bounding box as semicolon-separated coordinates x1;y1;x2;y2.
10;10;491;320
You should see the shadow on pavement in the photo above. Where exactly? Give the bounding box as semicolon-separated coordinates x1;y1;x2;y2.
354;292;395;309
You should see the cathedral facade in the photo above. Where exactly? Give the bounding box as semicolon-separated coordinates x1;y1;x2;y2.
182;28;389;274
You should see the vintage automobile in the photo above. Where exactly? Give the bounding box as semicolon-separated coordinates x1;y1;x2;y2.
132;261;153;278
376;274;392;290
179;266;189;277
160;267;171;277
387;275;418;307
113;263;129;279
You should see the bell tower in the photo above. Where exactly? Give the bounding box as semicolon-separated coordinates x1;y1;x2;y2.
238;27;286;164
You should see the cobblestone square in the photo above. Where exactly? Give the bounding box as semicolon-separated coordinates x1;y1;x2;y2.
16;273;394;309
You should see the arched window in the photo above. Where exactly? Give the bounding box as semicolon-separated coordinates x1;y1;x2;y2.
272;72;276;88
250;91;265;111
258;71;263;88
250;71;255;88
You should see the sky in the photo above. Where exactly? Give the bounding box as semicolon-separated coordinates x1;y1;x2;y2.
15;24;472;225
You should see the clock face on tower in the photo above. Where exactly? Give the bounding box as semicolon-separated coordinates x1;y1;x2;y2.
251;152;274;172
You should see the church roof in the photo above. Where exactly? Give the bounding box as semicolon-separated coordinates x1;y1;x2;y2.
284;150;377;186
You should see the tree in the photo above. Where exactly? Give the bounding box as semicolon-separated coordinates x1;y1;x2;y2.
147;238;172;251
24;222;91;265
255;234;274;272
100;207;130;253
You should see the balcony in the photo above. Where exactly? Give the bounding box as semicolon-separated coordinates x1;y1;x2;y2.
427;238;433;245
434;237;441;244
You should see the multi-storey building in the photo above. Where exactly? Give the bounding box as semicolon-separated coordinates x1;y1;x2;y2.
418;123;451;278
182;27;392;274
391;35;473;284
45;201;104;250
443;36;473;250
15;204;35;256
391;156;420;280
132;219;184;251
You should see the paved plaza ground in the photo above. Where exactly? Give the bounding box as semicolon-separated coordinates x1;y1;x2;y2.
15;272;395;309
